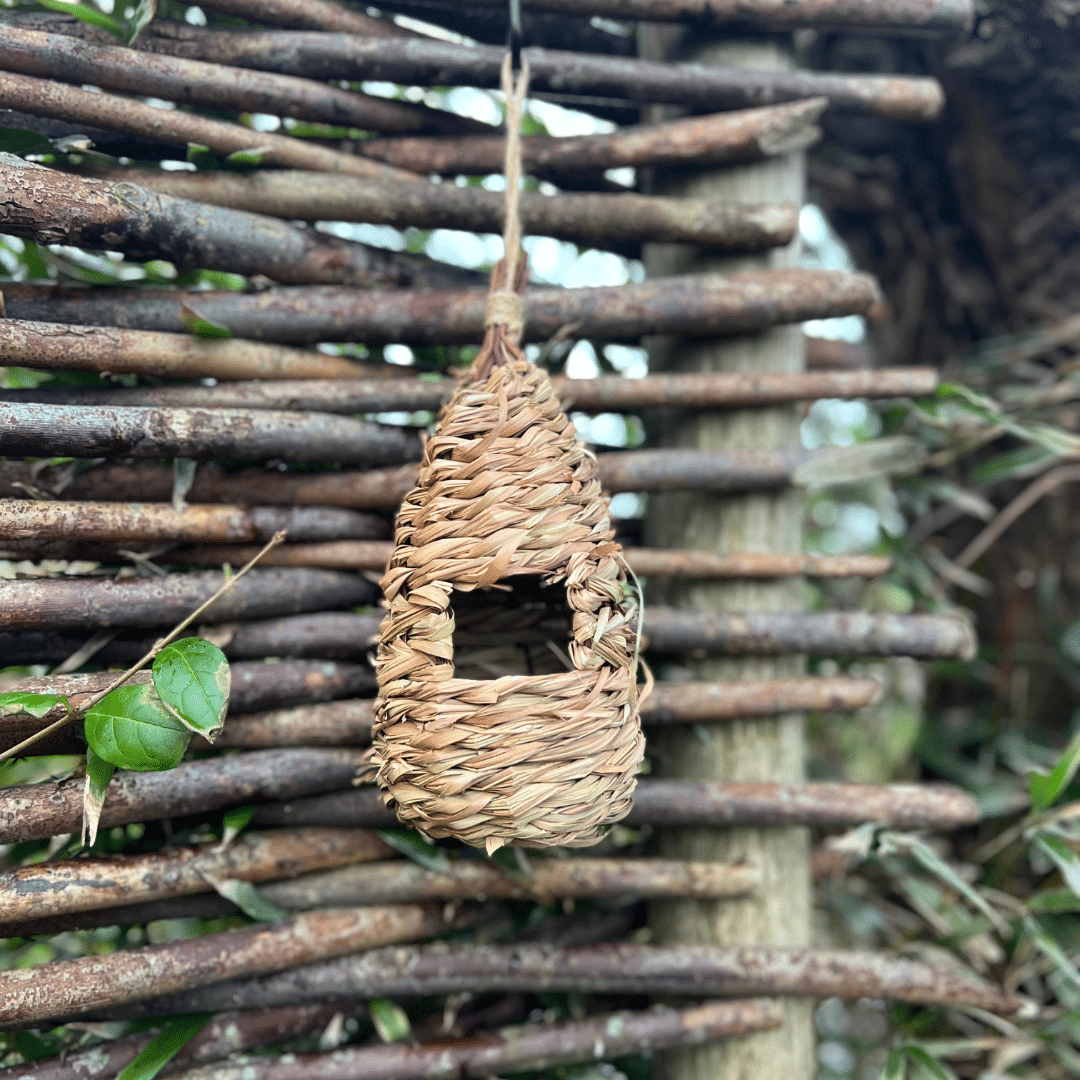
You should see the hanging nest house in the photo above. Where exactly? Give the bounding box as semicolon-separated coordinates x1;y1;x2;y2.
372;262;647;853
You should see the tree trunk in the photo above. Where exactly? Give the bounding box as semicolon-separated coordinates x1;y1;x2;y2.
642;32;814;1080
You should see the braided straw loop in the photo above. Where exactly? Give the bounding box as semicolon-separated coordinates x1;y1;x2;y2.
373;265;646;852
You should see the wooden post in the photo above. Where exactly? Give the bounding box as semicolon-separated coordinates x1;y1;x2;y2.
641;29;814;1080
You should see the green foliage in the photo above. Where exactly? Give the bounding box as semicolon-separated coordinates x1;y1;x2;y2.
84;684;192;772
206;878;290;922
116;1014;212;1080
0;692;68;719
152;638;230;741
377;828;451;873
0;128;55;157
368;998;412;1043
31;0;124;37
180;303;232;338
1030;728;1080;811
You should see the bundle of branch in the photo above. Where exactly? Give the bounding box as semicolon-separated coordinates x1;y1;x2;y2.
0;270;879;345
1;662;376;754
0;1003;353;1080
805;336;876;370
0;828;391;925
0;568;374;632
0;902;461;1028
2;676;882;756
377;0;974;33
199;0;411;36
352;99;828;177
0;852;758;932
249;778;979;833
0;368;939;411
0;157;477;289
0;23;486;139
0;748;370;844
119;27;946;121
0;403;421;464
90;941;1026;1021
82;165;798;256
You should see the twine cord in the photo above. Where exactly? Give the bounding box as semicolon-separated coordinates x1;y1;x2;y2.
484;53;530;343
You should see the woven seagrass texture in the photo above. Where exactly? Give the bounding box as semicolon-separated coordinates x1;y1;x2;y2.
372;315;646;852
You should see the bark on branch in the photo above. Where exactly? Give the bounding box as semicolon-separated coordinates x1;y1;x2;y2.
83;166;799;255
0;503;388;545
354;99;827;176
2;676;881;756
104;941;1027;1020
0;368;939;412
0;403;421;464
0;827;390;924
136;1000;785;1080
0;158;476;289
0;747;370;844
0;902;453;1028
0;568;374;631
0;321;382;382
0;1003;351;1080
401;0;974;32
0;271;879;345
124;27;946;122
250;778;980;833
0;25;479;145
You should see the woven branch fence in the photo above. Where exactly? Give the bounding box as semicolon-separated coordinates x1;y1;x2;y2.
0;4;1000;1080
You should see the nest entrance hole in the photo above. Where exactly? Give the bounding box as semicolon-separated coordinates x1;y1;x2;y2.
449;576;576;681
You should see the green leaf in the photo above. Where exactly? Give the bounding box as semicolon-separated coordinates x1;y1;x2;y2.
0;128;55;157
368;998;411;1043
1028;887;1080;914
881;1050;906;1080
1023;913;1080;992
84;684;191;771
181;302;232;338
152;637;230;740
32;0;125;37
116;1014;211;1080
377;829;450;874
221;805;256;846
121;0;155;45
0;692;68;719
1030;728;1080;811
1033;831;1080;898
82;747;116;847
904;1046;958;1080
225;147;267;165
204;877;290;922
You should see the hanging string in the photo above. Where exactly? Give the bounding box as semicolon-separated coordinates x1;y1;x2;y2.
484;52;530;346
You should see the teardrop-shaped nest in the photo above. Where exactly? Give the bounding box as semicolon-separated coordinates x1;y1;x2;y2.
372;278;646;852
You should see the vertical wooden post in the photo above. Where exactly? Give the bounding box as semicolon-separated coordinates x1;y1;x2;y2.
641;30;814;1080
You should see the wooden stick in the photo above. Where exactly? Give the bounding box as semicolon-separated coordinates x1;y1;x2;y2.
108;941;1026;1019
0;747;369;844
0;403;421;464
0;855;758;932
106;1001;785;1080
355;99;827;175
0;158;476;290
0;903;453;1028
0;69;431;180
0;270;879;345
0;568;374;632
642;607;977;659
120;30;946;122
198;0;408;35
0;321;381;382
404;0;974;32
1;662;376;754
0;828;391;925
165;541;892;579
2;677;881;757
805;336;875;370
0;503;389;545
82;166;799;255
0;1003;352;1080
0;368;939;411
249;778;979;833
0;26;470;149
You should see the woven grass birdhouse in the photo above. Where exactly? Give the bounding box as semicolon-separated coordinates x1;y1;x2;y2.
372;258;647;853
